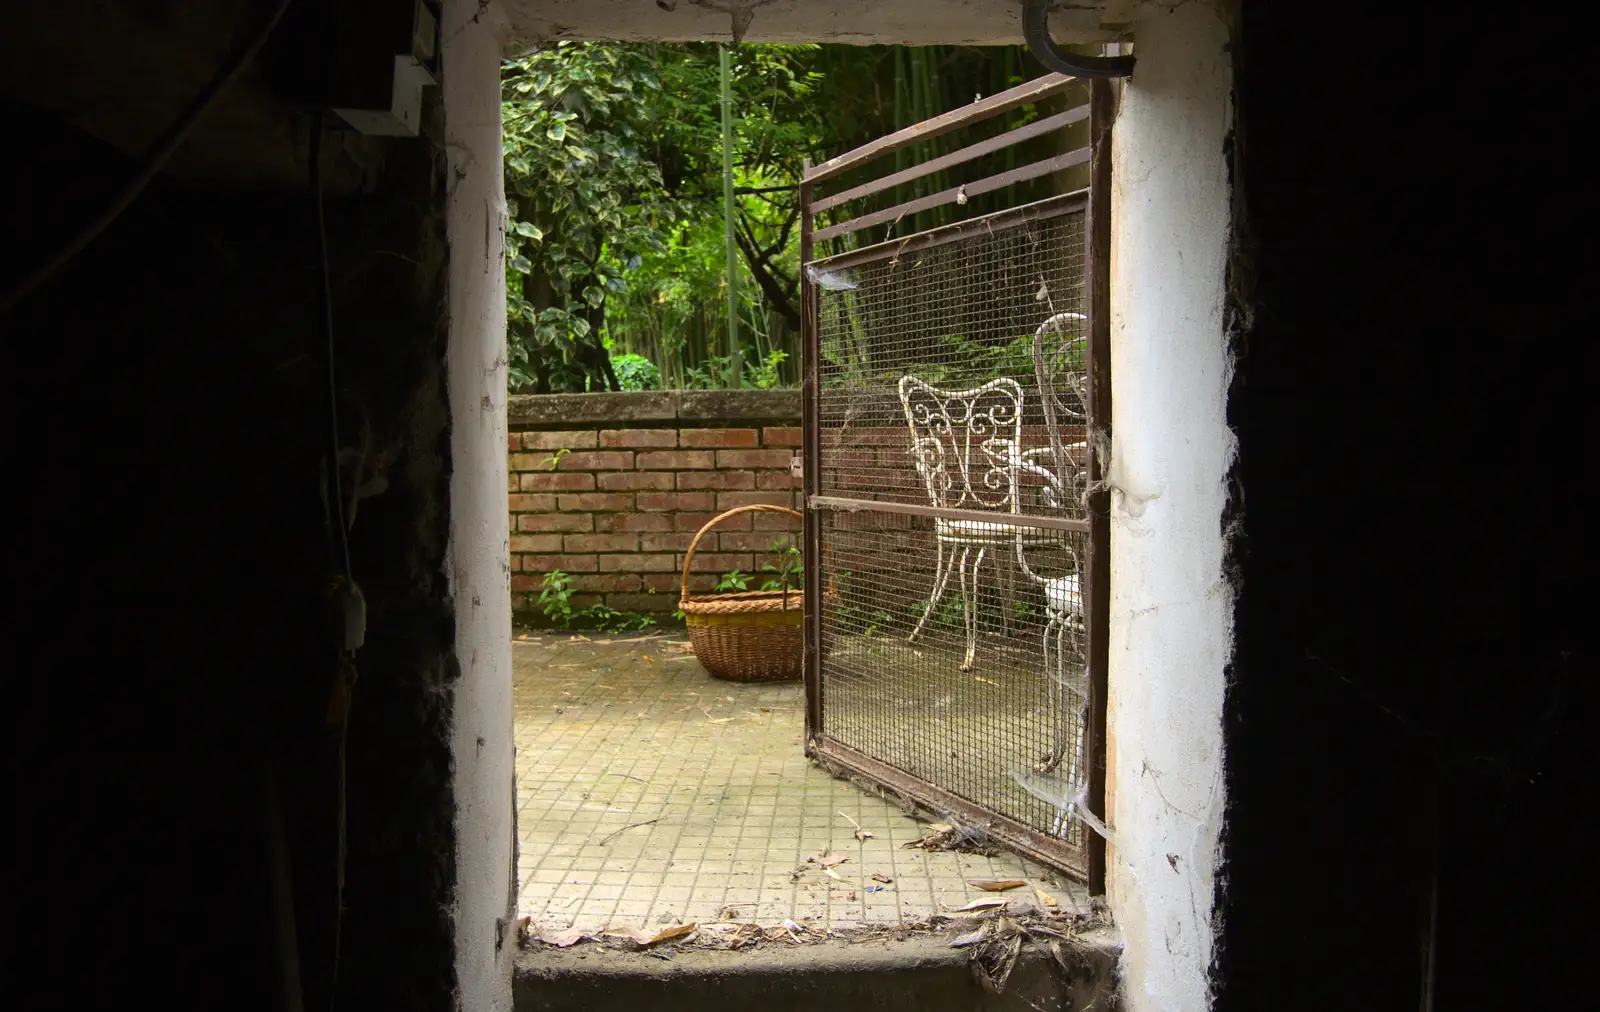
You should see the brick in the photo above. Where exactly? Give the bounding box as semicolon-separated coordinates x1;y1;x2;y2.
520;430;599;450
509;452;567;472
715;449;795;469
514;512;593;533
718;532;795;552
636;450;715;470
680;427;759;448
750;508;802;529
510;534;563;553
559;450;634;471
757;471;799;490
519;554;599;573
596;471;675;491
597;554;677;573
637;492;716;512
568;594;604;611
569;573;644;593
675;511;750;532
562;534;637;553
507;432;523;452
639;532;696;553
682;552;754;573
599;428;678;448
644;573;701;593
762;426;803;448
556;493;634;512
509;574;541;592
508;494;557;512
716;491;796;510
519;472;594;492
675;470;755;491
604;593;678;613
595;513;672;533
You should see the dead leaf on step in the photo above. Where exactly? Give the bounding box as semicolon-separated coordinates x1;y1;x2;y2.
808;852;849;868
601;923;697;949
954;898;1007;912
872;872;894;884
641;655;654;663
824;868;843;880
538;927;588;947
1035;888;1058;908
971;880;1027;892
950;925;990;948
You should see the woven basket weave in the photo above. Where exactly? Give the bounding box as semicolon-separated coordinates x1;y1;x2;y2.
679;504;804;682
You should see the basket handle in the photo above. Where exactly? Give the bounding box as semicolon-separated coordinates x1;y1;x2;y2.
680;503;804;604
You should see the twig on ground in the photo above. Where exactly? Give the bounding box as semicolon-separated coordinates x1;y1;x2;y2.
597;818;660;845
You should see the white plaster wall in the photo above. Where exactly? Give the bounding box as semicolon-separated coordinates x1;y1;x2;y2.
442;1;515;1010
1105;4;1234;1010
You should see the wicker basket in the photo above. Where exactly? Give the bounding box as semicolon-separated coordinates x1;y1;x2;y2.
679;504;804;682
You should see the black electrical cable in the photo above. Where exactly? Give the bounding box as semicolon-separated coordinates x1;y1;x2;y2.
0;0;298;319
1021;0;1136;80
310;112;353;584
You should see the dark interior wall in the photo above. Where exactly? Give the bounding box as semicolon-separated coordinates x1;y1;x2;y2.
4;25;460;1012
1217;5;1590;1009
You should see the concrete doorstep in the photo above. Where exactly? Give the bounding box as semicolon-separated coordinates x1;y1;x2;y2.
515;927;1121;1012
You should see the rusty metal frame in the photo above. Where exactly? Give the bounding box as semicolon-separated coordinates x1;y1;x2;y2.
800;75;1106;884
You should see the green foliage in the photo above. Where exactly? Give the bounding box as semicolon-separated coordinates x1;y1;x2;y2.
539;570;576;627
538;569;657;630
504;41;1060;393
759;540;803;592
714;569;751;592
610;353;661;391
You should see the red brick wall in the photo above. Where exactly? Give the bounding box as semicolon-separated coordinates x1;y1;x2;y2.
508;393;801;619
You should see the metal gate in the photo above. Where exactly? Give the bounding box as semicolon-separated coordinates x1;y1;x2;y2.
800;75;1112;884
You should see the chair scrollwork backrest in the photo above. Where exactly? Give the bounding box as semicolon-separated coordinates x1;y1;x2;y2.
899;376;1025;514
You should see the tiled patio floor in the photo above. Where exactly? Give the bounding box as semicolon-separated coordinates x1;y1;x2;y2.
513;630;1085;933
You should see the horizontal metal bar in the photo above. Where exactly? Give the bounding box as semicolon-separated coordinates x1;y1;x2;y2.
809;495;1090;534
812;106;1089;215
805;73;1079;185
806;191;1086;273
814;147;1090;243
811;738;1088;881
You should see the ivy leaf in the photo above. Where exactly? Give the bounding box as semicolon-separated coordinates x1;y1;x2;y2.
515;221;543;240
569;316;592;338
582;285;605;307
508;255;533;274
546;121;567;142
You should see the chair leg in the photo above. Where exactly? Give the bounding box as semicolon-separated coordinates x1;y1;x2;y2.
909;539;954;643
959;546;982;671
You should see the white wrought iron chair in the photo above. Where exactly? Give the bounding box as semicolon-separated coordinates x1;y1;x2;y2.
900;376;1061;671
1014;311;1093;827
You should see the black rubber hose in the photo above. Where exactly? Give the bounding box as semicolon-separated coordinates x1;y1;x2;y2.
1022;0;1135;79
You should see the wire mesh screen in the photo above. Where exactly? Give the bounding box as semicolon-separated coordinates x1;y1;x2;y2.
813;208;1089;519
817;511;1090;853
806;203;1095;873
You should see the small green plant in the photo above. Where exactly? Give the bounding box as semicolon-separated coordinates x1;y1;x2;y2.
715;569;751;592
539;447;571;471
539;570;575;627
759;540;803;592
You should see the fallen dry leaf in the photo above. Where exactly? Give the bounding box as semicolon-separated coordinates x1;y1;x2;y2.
824;868;843;880
641;655;654;663
872;873;894;884
954;898;1007;912
1035;888;1058;908
808;852;849;868
538;927;587;947
971;880;1027;892
601;922;698;949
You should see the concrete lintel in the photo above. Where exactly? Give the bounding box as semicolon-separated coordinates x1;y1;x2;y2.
503;0;1122;48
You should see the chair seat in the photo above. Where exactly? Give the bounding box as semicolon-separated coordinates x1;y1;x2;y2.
935;517;1069;544
1042;574;1083;615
